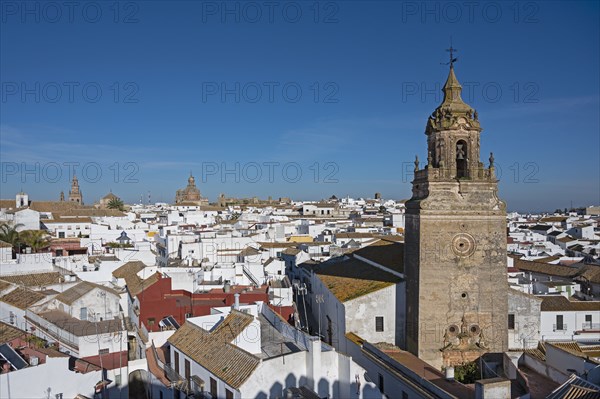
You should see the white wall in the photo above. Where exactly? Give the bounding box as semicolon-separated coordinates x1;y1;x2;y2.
345;285;399;347
0;357;121;399
540;310;600;341
0;253;53;275
14;208;40;231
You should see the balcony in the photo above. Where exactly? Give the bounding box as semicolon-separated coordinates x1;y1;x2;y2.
553;324;568;332
164;365;207;398
581;322;600;331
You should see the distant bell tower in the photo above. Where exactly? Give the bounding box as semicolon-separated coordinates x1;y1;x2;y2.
16;191;28;208
68;174;83;205
403;47;508;369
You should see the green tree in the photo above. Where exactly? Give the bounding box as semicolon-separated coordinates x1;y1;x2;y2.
19;230;50;253
0;223;23;252
453;362;480;384
107;198;125;211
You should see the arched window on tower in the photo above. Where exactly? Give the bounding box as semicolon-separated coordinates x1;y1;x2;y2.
456;140;468;178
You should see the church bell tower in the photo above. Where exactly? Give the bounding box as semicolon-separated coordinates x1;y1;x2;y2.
404;48;508;369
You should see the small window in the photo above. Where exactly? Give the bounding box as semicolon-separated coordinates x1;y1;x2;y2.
402;392;408;399
556;315;564;330
508;314;515;330
378;373;384;393
585;314;592;322
148;318;155;326
210;377;217;397
376;317;384;332
226;389;234;399
99;348;109;355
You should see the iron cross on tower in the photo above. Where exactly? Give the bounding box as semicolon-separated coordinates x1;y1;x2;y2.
443;41;458;67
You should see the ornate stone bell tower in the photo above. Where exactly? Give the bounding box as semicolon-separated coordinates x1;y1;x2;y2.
68;174;83;204
404;48;508;369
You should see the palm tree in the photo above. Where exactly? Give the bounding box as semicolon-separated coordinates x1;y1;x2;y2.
19;230;50;253
0;223;23;252
107;198;125;211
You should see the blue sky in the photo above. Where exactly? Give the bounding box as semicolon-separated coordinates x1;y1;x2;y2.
1;0;598;212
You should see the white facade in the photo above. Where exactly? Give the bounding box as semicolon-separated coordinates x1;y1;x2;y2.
14;208;40;231
541;308;600;341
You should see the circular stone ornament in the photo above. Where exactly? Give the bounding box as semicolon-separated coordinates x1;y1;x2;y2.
452;233;476;257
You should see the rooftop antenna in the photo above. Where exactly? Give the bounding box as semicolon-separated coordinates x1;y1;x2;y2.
441;37;458;67
148;191;151;205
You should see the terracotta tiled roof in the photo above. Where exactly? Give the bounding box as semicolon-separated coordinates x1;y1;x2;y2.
546;374;600;399
0;280;12;292
58;208;126;217
0;272;65;287
168;312;260;389
0;322;25;343
0;240;12;248
540;217;568;223
0;200;17;209
146;344;170;387
258;242;298;249
112;261;147;279
26;310;123;337
335;232;375;239
281;248;301;256
28;201;82;213
352;239;404;275
239;247;261;257
41;216;92;224
577;264;600;284
0;286;47;309
315;257;401;302
514;258;580;278
540;295;600;312
127;272;161;297
55;281;120;305
545;342;600;358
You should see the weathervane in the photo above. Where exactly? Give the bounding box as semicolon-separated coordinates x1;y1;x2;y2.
441;38;458;67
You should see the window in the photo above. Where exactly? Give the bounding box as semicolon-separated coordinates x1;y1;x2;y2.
556;315;564;331
402;392;408;399
58;232;65;238
585;314;592;322
184;359;190;381
508;314;515;330
376;317;384;332
226;389;233;399
98;348;109;355
174;351;179;373
80;307;88;320
378;373;384;393
210;377;217;397
148;318;155;326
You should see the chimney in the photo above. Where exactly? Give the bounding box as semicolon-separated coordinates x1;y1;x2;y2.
234;293;240;310
307;336;321;392
445;366;455;381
